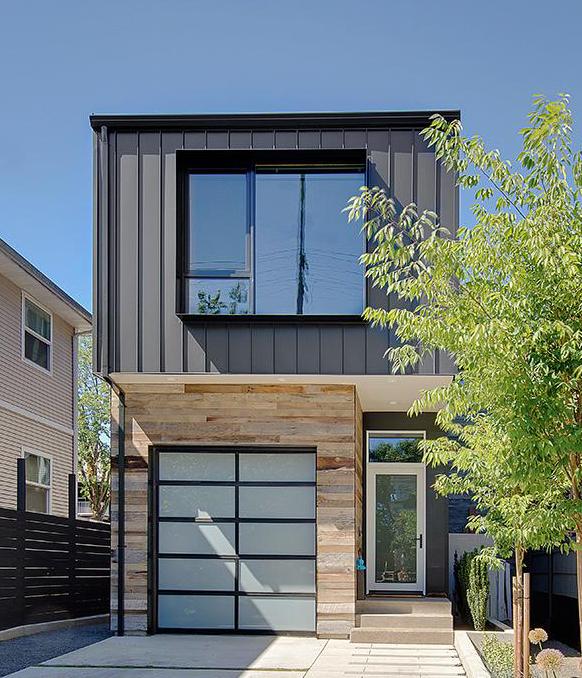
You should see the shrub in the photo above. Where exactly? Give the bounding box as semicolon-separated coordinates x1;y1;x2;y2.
481;635;514;678
455;547;490;629
468;554;489;631
454;549;474;623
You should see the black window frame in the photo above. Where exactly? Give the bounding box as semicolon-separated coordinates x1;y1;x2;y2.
149;445;317;635
176;149;368;321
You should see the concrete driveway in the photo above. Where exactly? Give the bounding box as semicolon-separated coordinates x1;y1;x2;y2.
4;634;465;677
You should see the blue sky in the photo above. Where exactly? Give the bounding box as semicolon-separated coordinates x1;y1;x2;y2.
1;0;580;311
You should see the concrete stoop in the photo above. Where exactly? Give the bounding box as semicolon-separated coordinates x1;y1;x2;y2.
350;597;454;645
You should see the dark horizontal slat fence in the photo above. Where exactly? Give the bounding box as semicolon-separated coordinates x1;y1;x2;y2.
527;549;579;651
0;464;110;631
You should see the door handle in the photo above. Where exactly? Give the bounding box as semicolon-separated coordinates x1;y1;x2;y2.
416;534;423;549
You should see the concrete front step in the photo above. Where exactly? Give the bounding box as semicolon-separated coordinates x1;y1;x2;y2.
356;596;452;616
350;627;454;644
358;612;453;629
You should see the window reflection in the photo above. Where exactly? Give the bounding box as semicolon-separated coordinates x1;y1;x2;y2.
185;168;364;315
187;279;249;315
188;174;248;272
255;171;364;314
369;435;424;463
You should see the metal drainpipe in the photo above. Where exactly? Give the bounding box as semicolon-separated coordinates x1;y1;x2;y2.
116;388;126;636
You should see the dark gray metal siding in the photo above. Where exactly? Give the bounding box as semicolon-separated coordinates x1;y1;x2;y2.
93;118;459;377
363;412;449;595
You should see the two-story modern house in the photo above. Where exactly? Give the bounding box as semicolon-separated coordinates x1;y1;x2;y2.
91;111;459;640
0;238;91;516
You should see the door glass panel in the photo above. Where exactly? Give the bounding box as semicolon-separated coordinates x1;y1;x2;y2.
240;559;315;593
239;453;315;482
239;596;316;631
159;486;235;519
158;522;236;555
159;452;235;481
158;594;234;629
158;558;235;591
375;474;417;585
239;486;315;519
239;523;315;556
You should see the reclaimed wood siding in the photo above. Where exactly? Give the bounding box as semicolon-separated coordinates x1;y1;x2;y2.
95;126;457;377
110;383;360;638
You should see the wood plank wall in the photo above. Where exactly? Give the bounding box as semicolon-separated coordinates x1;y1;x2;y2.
110;382;360;638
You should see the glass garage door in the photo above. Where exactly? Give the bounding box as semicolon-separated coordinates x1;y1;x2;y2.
154;447;316;633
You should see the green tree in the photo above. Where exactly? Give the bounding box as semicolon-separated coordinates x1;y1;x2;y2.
345;95;582;649
77;336;111;521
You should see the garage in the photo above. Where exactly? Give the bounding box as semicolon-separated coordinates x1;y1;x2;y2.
152;446;317;633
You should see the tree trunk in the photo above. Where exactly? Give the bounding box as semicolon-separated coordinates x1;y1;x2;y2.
514;548;525;678
513;577;519;678
576;531;582;654
522;572;530;678
570;453;582;654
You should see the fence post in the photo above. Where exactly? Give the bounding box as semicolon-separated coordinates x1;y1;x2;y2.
15;459;26;627
68;474;77;618
523;573;531;678
68;474;77;521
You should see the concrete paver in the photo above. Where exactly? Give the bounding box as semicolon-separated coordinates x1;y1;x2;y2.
2;634;466;678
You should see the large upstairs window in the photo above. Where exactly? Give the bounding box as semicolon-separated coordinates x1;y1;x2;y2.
182;154;365;316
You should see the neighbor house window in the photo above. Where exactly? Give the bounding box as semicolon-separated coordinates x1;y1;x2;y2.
185;166;364;315
368;433;425;463
23;296;52;371
24;451;51;513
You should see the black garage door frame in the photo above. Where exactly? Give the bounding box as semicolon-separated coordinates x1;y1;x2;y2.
148;445;317;635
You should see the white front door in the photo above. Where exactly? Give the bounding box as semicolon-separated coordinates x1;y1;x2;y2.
366;463;426;593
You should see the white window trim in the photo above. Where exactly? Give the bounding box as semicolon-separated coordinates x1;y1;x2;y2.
366;430;426;463
21;292;53;375
22;448;52;514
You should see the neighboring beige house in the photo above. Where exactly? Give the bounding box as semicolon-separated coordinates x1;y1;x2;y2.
0;238;91;517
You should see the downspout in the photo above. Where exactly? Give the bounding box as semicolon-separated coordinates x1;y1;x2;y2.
115;385;126;636
104;378;126;636
72;332;79;479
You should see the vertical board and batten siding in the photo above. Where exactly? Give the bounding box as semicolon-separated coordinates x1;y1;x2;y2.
94;121;458;377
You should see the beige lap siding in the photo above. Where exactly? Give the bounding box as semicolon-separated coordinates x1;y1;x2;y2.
0;273;74;428
0;408;72;516
110;383;359;638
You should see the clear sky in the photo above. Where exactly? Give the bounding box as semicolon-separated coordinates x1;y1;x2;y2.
1;0;580;311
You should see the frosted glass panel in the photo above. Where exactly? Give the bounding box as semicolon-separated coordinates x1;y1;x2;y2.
239;523;315;556
159;486;235;518
239;486;315;519
239;453;315;482
158;558;236;591
159;522;236;555
158;594;234;629
239;596;316;631
240;559;315;593
158;452;235;481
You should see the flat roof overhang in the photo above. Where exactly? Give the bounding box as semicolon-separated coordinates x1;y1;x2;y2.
90;110;461;132
108;373;452;412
